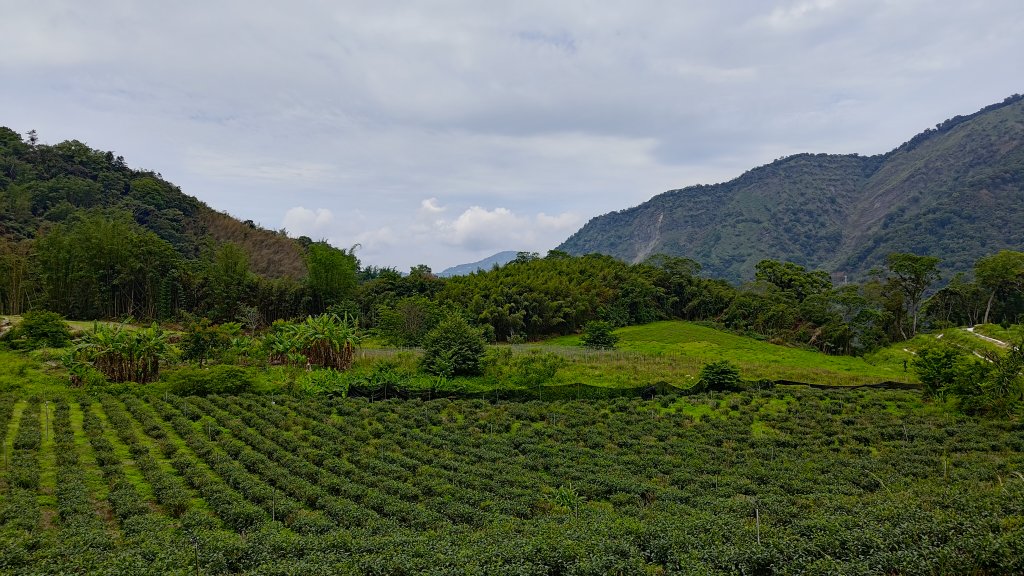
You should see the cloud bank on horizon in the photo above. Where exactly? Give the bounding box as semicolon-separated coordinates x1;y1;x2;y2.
2;0;1022;270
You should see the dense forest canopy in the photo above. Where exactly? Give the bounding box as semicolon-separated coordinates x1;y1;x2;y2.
2;127;1022;358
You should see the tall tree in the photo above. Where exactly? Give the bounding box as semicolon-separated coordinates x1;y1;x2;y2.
886;253;941;338
975;250;1024;325
207;242;252;322
305;242;358;314
754;259;832;302
0;238;32;314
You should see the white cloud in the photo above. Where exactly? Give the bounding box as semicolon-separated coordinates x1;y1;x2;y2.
419;197;447;215
426;205;581;252
282;207;335;238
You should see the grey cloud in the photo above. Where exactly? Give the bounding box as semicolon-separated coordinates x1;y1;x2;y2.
2;0;1022;270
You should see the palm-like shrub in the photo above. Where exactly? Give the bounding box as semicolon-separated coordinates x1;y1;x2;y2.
296;313;360;370
262;314;360;370
68;323;167;383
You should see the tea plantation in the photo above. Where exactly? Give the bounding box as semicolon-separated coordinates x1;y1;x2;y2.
1;387;1022;574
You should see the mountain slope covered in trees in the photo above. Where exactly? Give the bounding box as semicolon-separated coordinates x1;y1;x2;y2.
558;95;1024;281
0;128;306;279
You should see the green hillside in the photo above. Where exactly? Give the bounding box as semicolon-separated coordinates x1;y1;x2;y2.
558;94;1024;281
0;128;306;279
540;320;915;387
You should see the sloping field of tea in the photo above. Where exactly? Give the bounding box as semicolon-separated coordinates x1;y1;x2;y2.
1;388;1022;575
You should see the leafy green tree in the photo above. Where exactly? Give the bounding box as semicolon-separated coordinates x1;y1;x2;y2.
0;238;32;315
975;250;1024;325
421;314;486;377
305;242;358;314
34;211;180;319
71;323;167;383
912;344;968;398
375;296;442;347
206;243;252;322
180;317;230;367
580;321;619;349
885;253;941;338
294;313;361;371
754;259;832;302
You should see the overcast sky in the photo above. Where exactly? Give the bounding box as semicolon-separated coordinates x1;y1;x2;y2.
2;1;1022;271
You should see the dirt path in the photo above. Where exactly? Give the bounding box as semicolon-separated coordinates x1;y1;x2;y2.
964;326;1009;348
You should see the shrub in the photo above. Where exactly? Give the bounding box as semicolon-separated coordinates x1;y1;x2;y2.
581;321;619;349
180;317;231;366
696;360;742;392
163;365;255;396
485;349;565;389
421;314;487;377
297;368;350;397
912;344;967;398
69;323;167;384
4;310;72;349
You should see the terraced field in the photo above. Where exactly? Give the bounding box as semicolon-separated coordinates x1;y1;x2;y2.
0;387;1022;574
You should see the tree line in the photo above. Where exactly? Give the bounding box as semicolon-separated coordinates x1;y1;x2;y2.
2;127;1022;355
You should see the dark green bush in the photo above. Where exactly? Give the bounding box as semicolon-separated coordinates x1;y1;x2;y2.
420;314;487;377
696;360;742;392
580;321;619;349
3;310;72;349
163;365;255;396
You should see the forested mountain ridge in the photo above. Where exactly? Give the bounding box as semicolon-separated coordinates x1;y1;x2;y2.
558;94;1024;281
0;128;305;279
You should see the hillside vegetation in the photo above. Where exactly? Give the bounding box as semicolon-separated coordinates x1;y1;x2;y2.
559;94;1024;281
0;128;305;279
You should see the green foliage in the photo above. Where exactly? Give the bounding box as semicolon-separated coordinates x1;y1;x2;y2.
296;368;351;397
580;320;619;349
163;364;256;396
4;386;1022;572
696;360;742;392
262;313;360;371
421;314;487;377
375;295;442;347
975;250;1024;324
912;344;968;398
69;322;167;383
180;316;231;366
755;259;832;302
34;211;180;319
305;242;358;313
2;309;71;349
484;349;565;389
913;340;1024;415
885;252;941;337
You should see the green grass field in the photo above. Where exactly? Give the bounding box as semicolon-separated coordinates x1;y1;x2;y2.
538;321;917;387
973;323;1023;345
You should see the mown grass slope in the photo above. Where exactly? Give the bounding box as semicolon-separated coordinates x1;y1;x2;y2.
540;321;916;387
